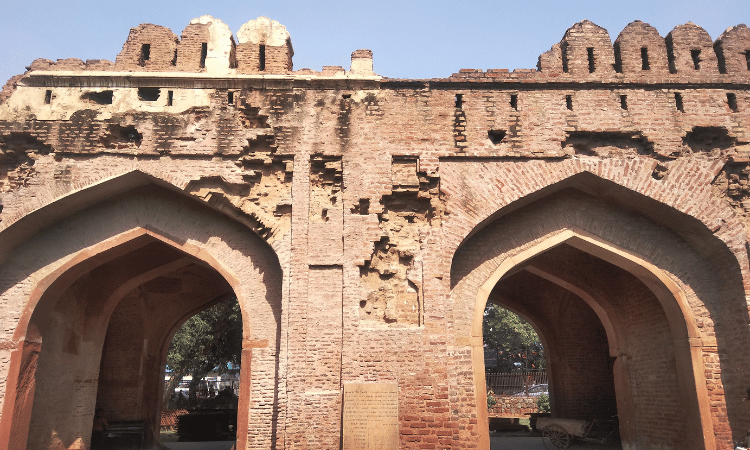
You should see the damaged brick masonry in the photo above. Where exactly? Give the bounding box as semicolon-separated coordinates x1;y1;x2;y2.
0;14;748;450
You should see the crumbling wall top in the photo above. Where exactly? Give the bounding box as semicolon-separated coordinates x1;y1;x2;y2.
614;20;669;74
237;17;292;49
178;15;235;74
115;23;180;71
715;24;750;74
666;22;719;74
560;20;616;75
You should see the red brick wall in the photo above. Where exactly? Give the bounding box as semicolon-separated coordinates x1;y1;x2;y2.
1;16;750;450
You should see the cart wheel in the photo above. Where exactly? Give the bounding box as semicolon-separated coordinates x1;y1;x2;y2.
542;424;572;450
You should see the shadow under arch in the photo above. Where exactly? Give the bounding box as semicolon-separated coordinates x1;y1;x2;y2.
448;178;750;450
468;228;711;450
0;177;285;450
447;171;750;449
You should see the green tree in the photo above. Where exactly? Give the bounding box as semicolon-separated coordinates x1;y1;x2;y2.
163;296;242;405
483;303;545;373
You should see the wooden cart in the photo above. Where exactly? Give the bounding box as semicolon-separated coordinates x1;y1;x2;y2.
537;416;618;449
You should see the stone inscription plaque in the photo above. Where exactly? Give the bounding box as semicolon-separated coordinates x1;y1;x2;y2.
343;382;399;450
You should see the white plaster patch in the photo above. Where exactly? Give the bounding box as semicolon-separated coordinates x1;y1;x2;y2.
189;15;234;75
237;16;290;47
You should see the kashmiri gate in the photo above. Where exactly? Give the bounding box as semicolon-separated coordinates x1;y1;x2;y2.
0;14;748;450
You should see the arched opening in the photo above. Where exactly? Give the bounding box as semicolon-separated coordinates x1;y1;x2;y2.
483;303;549;428
159;296;243;443
451;187;727;450
0;179;284;450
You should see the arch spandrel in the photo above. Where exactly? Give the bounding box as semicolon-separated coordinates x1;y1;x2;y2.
441;160;740;263
0;168;293;266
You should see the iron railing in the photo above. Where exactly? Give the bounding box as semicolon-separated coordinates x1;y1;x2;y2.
486;371;548;396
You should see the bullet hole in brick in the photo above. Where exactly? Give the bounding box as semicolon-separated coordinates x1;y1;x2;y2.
587;47;595;73
81;91;113;105
566;95;573;111
675;93;684;112
691;49;701;70
358;198;370;215
455;94;463;109
563;131;654;156
259;44;266;71
103;124;143;148
488;130;507;144
620;95;628;110
140;44;150;67
123;126;143;143
727;93;738;112
683;126;735;151
510;94;518;111
360;300;367;308
641;47;650;71
167;90;174;106
652;163;668;180
44;90;51;105
200;43;208;68
138;87;160;102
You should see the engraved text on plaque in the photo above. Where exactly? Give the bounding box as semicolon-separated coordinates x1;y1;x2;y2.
342;383;399;450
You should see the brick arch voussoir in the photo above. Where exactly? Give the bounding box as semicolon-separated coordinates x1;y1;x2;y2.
442;158;743;262
0;167;291;259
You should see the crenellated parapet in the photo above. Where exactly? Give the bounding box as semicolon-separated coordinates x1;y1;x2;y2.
450;19;750;82
19;15;375;79
236;17;293;74
18;17;749;82
716;24;750;74
561;20;617;76
614;21;669;75
115;23;181;71
666;22;720;75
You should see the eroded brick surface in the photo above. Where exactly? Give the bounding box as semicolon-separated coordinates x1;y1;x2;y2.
0;16;748;450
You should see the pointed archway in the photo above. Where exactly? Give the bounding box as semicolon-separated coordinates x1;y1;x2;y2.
0;177;284;450
449;187;744;450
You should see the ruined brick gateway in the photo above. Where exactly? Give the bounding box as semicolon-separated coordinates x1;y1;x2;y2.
0;14;748;450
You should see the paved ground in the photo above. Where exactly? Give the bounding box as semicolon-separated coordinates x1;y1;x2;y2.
147;442;235;450
491;434;623;450
147;435;622;449
491;436;548;450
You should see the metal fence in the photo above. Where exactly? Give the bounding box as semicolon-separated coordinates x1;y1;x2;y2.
486;371;548;396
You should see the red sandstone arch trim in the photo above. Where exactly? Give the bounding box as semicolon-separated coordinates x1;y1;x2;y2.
469;228;714;450
0;227;256;450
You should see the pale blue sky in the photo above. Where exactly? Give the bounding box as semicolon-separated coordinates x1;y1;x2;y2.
0;0;748;85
